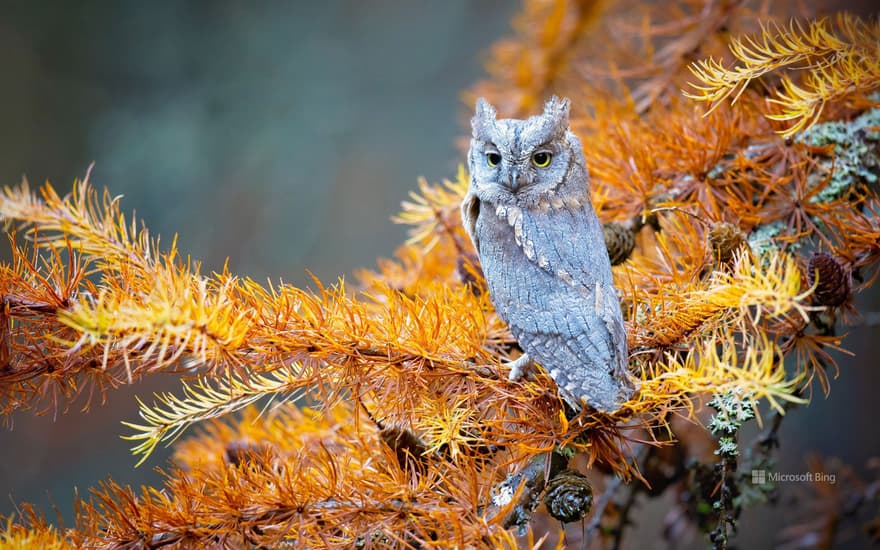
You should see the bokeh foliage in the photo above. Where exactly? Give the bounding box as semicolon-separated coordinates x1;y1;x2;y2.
1;1;879;548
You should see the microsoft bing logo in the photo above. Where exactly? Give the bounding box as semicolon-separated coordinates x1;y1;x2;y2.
749;469;836;484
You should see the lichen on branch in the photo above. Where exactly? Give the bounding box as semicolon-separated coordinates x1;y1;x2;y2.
2;1;880;547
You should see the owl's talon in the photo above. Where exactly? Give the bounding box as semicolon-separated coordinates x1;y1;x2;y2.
506;353;534;382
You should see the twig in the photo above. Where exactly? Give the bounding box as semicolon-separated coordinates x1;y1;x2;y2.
710;455;734;549
610;475;640;550
486;451;568;531
582;474;624;546
584;445;650;547
750;388;801;454
752;321;836;455
610;445;653;549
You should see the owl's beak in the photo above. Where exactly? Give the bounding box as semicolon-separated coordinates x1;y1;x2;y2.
508;169;524;191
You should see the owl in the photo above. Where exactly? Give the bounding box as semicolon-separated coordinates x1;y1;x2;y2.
461;96;634;413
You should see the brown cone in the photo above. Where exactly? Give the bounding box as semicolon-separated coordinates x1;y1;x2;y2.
603;222;636;266
708;222;747;264
543;468;593;523
807;252;851;307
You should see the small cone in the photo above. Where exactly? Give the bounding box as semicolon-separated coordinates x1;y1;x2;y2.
543;468;593;523
708;222;747;264
603;222;636;266
807;252;851;307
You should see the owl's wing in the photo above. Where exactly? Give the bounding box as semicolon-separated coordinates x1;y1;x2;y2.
509;300;631;412
460;191;481;254
512;204;607;285
503;204;633;411
517;204;630;367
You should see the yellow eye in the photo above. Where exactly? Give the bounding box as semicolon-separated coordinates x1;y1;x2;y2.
486;152;501;167
532;151;552;168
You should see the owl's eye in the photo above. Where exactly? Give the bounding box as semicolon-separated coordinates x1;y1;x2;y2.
486;152;502;167
532;151;552;168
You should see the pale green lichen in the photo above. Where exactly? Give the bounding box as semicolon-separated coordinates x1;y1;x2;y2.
798;103;880;204
708;390;755;440
709;391;755;457
696;106;878;262
747;221;789;257
715;436;740;457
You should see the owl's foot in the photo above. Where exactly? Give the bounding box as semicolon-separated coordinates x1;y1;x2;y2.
506;353;534;382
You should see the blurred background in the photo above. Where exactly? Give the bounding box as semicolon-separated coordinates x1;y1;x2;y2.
1;2;878;548
0;0;514;523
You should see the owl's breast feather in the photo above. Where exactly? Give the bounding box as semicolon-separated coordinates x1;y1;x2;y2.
471;197;634;412
474;202;573;317
476;200;611;286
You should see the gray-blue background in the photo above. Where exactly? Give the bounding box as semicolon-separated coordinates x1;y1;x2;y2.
1;3;877;548
0;0;513;522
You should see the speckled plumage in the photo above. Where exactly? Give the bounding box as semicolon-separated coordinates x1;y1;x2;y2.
461;97;634;412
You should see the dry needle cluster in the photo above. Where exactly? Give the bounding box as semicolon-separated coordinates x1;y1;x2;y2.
2;1;879;548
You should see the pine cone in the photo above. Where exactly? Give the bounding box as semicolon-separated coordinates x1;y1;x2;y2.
543;469;593;523
708;222;747;264
807;252;851;307
603;222;636;265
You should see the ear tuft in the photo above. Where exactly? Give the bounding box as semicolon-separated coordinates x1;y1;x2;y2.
472;98;497;139
543;96;571;127
475;98;497;120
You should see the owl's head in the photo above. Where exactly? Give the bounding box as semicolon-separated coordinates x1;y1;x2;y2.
467;96;588;207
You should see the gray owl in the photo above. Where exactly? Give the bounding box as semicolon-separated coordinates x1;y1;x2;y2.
461;96;634;413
